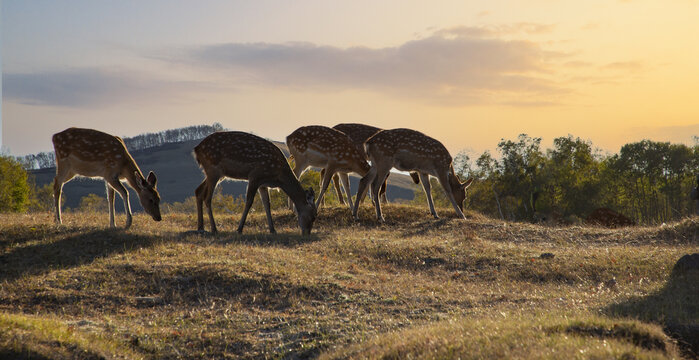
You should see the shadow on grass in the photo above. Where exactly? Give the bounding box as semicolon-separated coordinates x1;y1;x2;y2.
349;207;459;232
603;271;698;357
218;232;320;248
400;218;450;237
0;348;52;360
0;224;83;250
108;263;348;311
0;228;161;282
180;211;322;248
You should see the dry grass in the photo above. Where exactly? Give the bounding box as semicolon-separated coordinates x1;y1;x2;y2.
0;205;696;359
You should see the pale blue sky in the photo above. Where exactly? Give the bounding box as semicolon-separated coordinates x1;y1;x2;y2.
2;1;698;156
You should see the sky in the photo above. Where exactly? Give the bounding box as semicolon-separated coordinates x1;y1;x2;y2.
2;0;698;157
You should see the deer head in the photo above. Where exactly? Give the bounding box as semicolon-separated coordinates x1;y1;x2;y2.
449;175;473;212
135;171;162;221
297;188;317;235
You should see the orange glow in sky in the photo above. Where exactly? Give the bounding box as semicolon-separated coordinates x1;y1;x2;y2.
2;1;698;156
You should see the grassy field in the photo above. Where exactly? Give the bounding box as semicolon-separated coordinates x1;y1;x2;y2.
0;205;697;359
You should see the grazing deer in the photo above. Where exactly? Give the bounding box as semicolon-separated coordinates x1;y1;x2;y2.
52;127;162;229
286;125;370;210
194;131;317;235
352;128;473;221
326;123;420;205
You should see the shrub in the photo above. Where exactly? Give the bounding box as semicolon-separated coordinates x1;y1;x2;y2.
78;193;108;212
0;155;30;212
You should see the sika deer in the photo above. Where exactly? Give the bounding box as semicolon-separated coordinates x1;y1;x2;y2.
352;128;473;221
327;123;420;205
194;131;317;235
286;126;370;210
52;127;162;229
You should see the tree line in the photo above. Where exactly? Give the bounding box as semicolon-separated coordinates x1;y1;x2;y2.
444;134;699;225
14;123;224;170
2;131;698;225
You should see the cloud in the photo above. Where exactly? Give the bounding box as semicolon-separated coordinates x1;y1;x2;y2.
175;27;568;106
3;68;210;107
581;22;601;31
563;60;594;68
436;23;556;37
601;61;644;72
4;26;571;108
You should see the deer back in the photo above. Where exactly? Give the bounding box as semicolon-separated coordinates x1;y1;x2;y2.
287;125;370;173
194;131;291;180
53;128;131;163
333;123;382;148
365;128;453;171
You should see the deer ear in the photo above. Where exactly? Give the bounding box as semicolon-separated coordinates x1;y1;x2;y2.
462;178;474;190
135;171;148;190
147;171;157;187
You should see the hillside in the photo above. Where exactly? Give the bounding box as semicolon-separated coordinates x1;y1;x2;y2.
30;139;419;210
0;205;697;359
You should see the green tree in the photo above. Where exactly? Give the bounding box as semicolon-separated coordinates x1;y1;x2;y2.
495;134;545;220
545;135;601;218
28;182;57;212
0;155;31;212
468;151;502;218
600;140;698;224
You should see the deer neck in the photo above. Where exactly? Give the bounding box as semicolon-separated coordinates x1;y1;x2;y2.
279;172;310;210
122;161;144;192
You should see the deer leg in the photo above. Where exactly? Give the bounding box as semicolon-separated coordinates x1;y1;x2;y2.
53;165;73;225
333;173;345;205
106;177;132;229
204;178;218;234
195;179;208;232
379;176;388;204
371;166;392;222
436;172;466;219
316;169;336;208
237;179;260;234
258;186;276;234
338;172;353;210
315;164;335;208
317;170;326;208
353;166;377;219
53;178;65;225
419;172;439;219
106;183;116;228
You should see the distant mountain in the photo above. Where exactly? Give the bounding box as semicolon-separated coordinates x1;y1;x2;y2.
30;139;418;211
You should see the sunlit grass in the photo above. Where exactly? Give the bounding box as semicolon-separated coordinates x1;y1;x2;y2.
0;206;696;359
321;311;678;360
